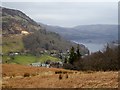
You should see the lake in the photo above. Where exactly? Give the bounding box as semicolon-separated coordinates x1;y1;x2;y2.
72;40;105;53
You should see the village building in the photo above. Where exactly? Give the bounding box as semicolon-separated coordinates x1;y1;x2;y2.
30;62;41;67
30;60;63;68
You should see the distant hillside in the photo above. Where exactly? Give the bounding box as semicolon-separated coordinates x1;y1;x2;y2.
73;25;118;43
2;7;88;55
39;23;118;44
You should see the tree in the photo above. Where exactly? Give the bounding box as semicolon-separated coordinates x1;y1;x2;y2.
69;47;76;65
64;57;67;63
45;43;49;50
68;45;82;65
76;44;82;60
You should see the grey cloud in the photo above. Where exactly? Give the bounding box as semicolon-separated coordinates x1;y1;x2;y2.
2;2;118;27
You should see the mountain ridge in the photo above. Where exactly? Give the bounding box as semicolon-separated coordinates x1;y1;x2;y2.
2;7;89;55
38;23;118;44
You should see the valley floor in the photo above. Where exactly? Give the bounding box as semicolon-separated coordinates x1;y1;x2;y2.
2;64;118;88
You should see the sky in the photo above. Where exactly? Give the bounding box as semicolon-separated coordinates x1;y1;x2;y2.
2;1;118;27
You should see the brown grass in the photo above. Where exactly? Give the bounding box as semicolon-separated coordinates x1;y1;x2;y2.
2;64;118;88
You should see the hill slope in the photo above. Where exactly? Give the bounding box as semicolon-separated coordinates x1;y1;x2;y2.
2;7;89;55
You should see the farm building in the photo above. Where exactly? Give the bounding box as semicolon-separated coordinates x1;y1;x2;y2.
30;61;63;68
30;62;41;67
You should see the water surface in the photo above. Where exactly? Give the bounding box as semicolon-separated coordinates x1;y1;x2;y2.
72;40;105;53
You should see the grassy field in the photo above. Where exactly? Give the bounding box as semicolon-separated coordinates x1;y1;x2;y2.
2;64;118;88
2;54;61;65
2;35;24;54
2;34;61;65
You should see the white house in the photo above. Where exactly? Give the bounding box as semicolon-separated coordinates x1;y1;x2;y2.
31;62;41;67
